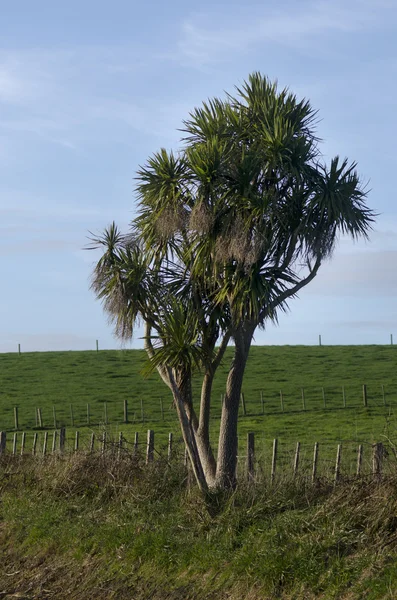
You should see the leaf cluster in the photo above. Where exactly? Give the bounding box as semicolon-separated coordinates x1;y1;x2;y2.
89;73;374;373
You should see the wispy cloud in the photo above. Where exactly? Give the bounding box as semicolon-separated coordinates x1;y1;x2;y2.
0;47;168;153
0;64;27;103
177;0;397;68
306;250;397;298
0;197;131;224
0;239;78;256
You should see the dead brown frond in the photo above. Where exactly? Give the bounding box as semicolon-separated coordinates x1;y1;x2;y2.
214;235;233;262
214;215;263;267
155;207;188;239
189;203;214;233
90;260;112;295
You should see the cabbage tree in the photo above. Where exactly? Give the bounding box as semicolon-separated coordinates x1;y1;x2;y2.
90;74;373;492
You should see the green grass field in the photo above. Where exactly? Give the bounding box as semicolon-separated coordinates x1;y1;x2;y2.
1;345;397;477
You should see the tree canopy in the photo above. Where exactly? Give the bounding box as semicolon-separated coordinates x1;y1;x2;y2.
90;73;374;492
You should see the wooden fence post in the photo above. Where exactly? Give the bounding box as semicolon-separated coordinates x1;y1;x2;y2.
42;431;48;456
372;442;383;478
32;432;37;455
134;432;139;454
260;391;264;415
356;444;363;476
271;438;278;484
312;442;319;483
89;432;95;453
0;431;6;455
14;406;19;430
52;430;57;453
75;431;79;452
247;432;255;480
293;441;300;478
280;390;284;412
59;427;66;453
334;444;342;485
19;432;26;455
240;393;247;416
53;406;57;429
363;384;368;407
103;402;108;426
101;431;107;454
117;432;123;459
168;433;173;461
37;408;43;428
301;388;306;411
123;399;128;424
18;431;24;454
146;430;154;463
12;433;17;456
342;386;346;408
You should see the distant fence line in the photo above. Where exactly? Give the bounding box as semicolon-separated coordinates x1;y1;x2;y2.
12;335;397;354
3;382;396;433
0;429;394;483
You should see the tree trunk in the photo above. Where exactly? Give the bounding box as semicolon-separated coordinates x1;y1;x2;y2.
196;333;231;488
196;371;217;486
168;371;208;494
179;373;199;430
215;323;254;489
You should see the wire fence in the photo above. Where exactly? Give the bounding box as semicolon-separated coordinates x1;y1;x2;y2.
1;428;395;484
2;382;397;432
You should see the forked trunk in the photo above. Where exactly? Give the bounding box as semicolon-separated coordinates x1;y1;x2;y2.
215;324;254;489
168;373;208;494
196;371;217;486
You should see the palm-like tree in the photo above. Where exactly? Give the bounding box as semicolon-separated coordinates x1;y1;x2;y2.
90;73;374;491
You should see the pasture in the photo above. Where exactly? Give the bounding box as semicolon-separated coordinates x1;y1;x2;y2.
1;345;397;477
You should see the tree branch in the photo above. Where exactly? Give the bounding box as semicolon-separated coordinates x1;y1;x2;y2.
143;321;173;390
260;256;322;322
211;330;231;371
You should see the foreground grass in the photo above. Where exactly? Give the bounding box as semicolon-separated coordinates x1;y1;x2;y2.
1;454;397;599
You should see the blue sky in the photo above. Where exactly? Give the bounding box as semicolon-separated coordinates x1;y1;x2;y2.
1;0;397;351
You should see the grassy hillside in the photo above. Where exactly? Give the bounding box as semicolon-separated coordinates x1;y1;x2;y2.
1;453;397;599
1;346;397;476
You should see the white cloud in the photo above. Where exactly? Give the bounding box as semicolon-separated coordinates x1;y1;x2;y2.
177;0;397;67
0;65;26;103
0;239;78;256
306;250;397;298
0;48;155;152
0;199;129;224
